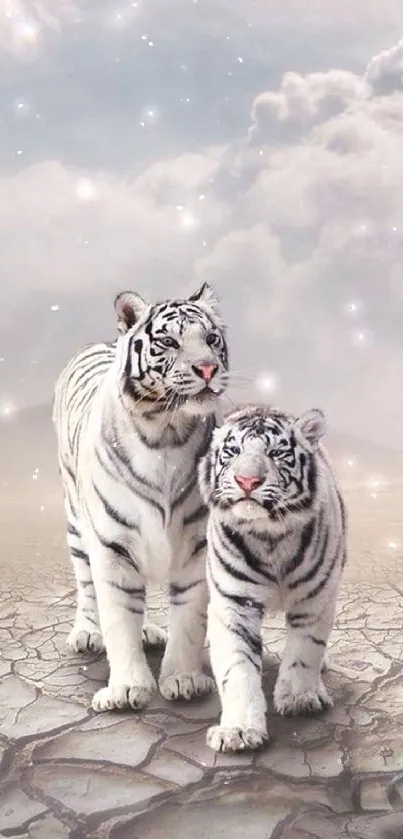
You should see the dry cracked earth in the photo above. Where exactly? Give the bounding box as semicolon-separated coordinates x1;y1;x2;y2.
1;410;403;839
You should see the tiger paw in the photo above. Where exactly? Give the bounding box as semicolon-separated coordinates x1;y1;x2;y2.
274;677;332;716
92;675;157;712
142;622;167;647
207;725;269;753
67;626;104;653
159;671;216;701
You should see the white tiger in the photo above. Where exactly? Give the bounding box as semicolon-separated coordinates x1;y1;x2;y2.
198;403;347;753
53;283;228;712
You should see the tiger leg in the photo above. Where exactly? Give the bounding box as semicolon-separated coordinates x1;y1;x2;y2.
274;595;337;716
206;589;268;753
159;553;214;702
88;535;157;712
60;466;104;654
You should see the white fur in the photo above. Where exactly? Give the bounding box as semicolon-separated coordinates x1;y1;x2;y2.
199;406;346;752
53;285;228;712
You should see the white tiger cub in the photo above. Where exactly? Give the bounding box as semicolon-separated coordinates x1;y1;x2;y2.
198;404;347;753
53;283;229;712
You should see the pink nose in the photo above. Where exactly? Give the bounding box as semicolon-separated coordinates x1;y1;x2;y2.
235;475;264;495
192;363;218;383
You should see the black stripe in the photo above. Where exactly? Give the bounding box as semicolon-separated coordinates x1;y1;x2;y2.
70;547;90;565
232;622;262;659
283;518;315;577
92;479;139;529
298;545;339;602
213;539;258;585
287;519;329;590
286;611;315;627
209;572;264;614
309;635;326;646
221;524;277;583
67;521;80;537
192;538;207;558
183;505;207;527
108;581;145;598
170;579;204;598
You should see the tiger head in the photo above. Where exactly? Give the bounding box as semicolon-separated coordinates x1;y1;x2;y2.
198;404;326;524
114;283;228;416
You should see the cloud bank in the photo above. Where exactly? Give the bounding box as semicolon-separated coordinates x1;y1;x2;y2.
0;18;402;448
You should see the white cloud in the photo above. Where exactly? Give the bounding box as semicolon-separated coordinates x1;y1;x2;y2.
365;38;403;92
2;34;403;446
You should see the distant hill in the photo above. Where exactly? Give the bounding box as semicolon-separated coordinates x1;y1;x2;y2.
0;403;401;497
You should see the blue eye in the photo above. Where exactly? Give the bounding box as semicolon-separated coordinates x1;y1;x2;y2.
206;331;221;348
228;445;241;456
158;336;179;349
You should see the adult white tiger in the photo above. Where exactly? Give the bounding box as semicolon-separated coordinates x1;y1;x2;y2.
53;283;228;712
198;404;347;753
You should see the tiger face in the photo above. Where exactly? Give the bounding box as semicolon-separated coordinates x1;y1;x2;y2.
114;283;228;416
199;405;326;523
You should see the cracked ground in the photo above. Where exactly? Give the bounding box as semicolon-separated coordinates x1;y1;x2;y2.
1;409;403;838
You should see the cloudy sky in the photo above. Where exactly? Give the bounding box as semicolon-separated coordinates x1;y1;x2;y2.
0;0;402;447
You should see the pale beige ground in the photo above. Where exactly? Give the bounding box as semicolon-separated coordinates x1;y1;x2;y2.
0;408;403;839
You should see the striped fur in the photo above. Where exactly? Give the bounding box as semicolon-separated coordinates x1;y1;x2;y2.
53;283;228;712
198;404;347;752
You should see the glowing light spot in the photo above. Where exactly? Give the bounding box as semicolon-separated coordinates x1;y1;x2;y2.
14;100;30;116
254;372;280;395
352;329;370;347
50;304;59;311
345;300;362;316
75;179;98;202
1;401;17;419
180;210;197;229
237;56;244;63
387;541;399;551
15;20;40;44
346;459;356;468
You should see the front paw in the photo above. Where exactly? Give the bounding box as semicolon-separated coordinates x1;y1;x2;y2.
142;622;167;647
274;677;332;716
67;626;104;653
159;671;216;701
92;675;156;712
207;725;268;753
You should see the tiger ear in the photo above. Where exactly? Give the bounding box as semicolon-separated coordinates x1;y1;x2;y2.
114;291;149;335
189;282;221;316
294;409;326;451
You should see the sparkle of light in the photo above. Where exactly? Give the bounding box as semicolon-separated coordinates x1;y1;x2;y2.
75;179;98;202
387;541;400;551
1;401;18;419
15;20;40;44
254;372;280;395
14;100;30;116
179;209;197;229
50;304;60;312
345;300;362;316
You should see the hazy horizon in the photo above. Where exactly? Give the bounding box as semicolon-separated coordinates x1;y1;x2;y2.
1;2;402;449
